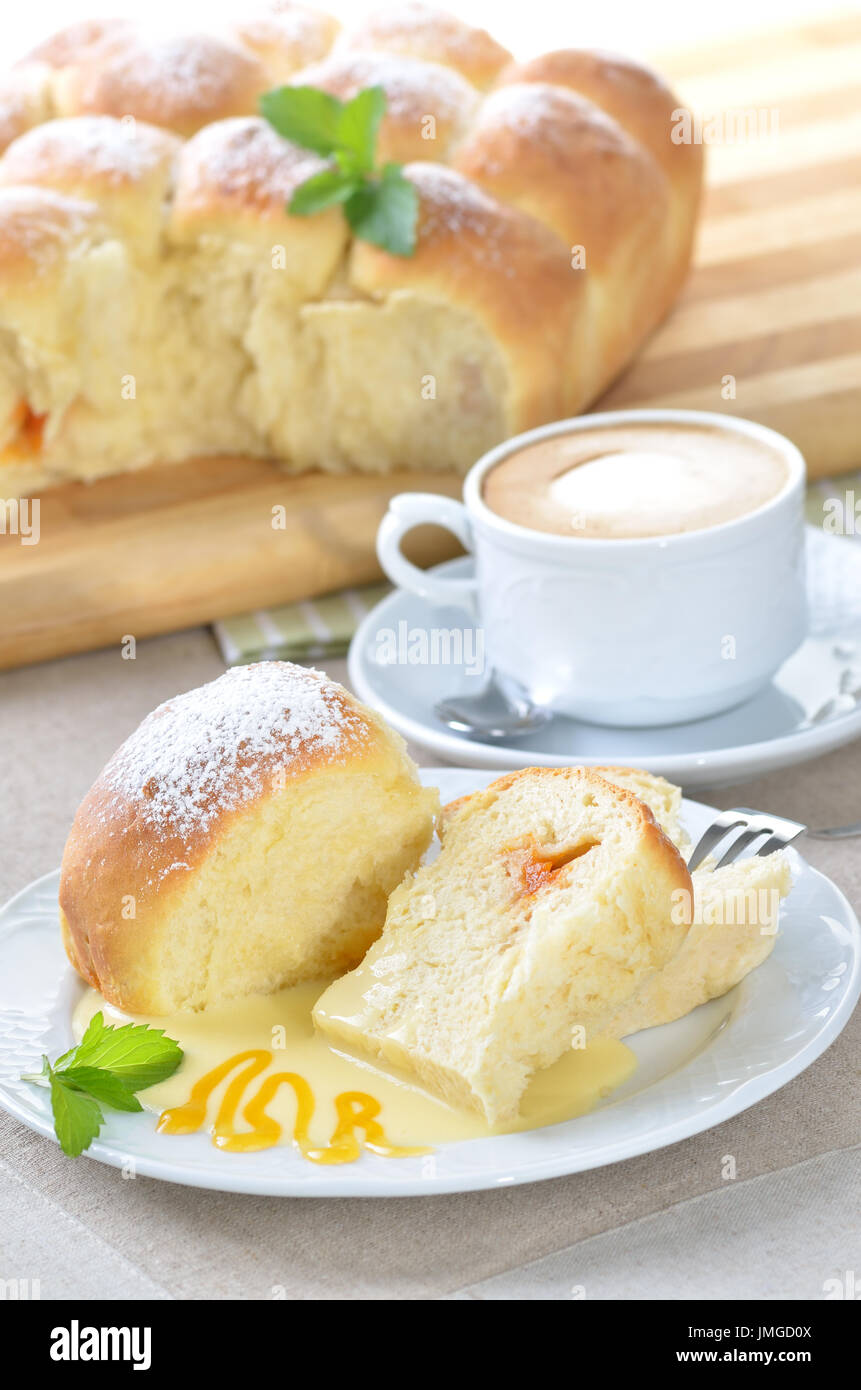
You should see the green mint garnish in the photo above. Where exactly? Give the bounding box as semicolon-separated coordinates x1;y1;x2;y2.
21;1011;183;1157
260;83;419;257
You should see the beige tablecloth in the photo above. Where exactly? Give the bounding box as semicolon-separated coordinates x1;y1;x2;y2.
0;630;858;1300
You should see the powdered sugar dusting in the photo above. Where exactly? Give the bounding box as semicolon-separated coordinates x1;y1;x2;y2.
340;2;501;65
81;32;259;121
480;83;621;153
2;116;177;186
179;117;324;207
408;162;510;266
0;186;100;272
239;5;336;65
102;663;368;845
298;50;476;124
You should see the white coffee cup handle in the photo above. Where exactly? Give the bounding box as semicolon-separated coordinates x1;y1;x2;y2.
377;493;479;611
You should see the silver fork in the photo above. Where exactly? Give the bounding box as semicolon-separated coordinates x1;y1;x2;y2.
688;807;807;871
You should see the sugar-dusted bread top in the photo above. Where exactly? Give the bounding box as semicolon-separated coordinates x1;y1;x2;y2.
0;184;107;290
314;765;692;1123
59;661;438;1012
62;661;393;906
336;2;511;89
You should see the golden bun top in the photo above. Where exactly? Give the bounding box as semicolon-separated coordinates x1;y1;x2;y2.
0;184;104;289
350;161;586;421
59;662;401;914
0;115;179;255
498;48;702;189
294;49;479;162
454;83;668;271
337;2;512;89
235;4;341;81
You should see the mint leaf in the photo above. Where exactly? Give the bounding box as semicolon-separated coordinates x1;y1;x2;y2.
49;1068;103;1158
336;86;386;171
290;166;361;216
61;1066;143;1113
24;1015;183;1157
67;1012;182;1090
261;82;419;257
259;86;344;156
344;165;419;257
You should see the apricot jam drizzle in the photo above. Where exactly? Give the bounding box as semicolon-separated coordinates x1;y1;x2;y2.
156;1049;429;1164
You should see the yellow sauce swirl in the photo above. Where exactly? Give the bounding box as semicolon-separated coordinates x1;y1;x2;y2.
157;1048;428;1162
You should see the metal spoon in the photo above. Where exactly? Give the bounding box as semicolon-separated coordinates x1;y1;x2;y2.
434;671;552;740
805;821;861;839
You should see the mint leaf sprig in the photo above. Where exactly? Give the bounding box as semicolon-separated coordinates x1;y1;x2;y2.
260;84;419;257
21;1011;183;1157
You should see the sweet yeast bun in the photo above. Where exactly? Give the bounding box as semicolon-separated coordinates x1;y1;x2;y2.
336;3;512;90
234;4;341;82
59;662;438;1016
497;48;704;296
313;766;691;1124
0;115;180;256
45;28;269;138
291;162;586;473
292;49;480;162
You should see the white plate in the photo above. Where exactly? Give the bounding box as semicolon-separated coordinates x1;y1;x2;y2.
349;528;861;789
0;770;858;1197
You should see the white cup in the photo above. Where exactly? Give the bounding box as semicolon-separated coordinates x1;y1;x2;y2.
376;409;808;727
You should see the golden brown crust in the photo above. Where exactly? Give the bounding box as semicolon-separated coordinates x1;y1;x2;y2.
22;18;134;72
498;50;701;184
0;115;180;193
170;115;328;228
0;64;54;155
440;765;692;915
167;116;348;286
338;3;512;89
498;49;704;290
454;82;673;394
293;49;479;162
0;185;103;286
235;4;341;81
58;663;409;1000
454;85;668;274
350;162;586;427
55;32;269;138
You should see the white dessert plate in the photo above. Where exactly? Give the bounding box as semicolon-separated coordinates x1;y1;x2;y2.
348;528;861;789
0;769;858;1197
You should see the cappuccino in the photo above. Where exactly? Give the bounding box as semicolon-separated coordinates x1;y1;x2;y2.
482;421;788;539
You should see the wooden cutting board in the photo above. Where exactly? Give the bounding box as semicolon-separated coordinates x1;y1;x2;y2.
609;9;861;473
1;10;858;671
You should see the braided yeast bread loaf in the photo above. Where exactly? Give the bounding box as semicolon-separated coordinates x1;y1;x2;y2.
0;5;702;494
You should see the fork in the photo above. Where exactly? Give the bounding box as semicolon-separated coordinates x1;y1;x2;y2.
687;808;807;871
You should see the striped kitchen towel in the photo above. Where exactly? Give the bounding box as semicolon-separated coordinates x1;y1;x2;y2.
213;475;861;666
213;582;392;665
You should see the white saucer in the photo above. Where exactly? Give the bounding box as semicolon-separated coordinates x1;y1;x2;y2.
349;528;861;789
0;770;858;1197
